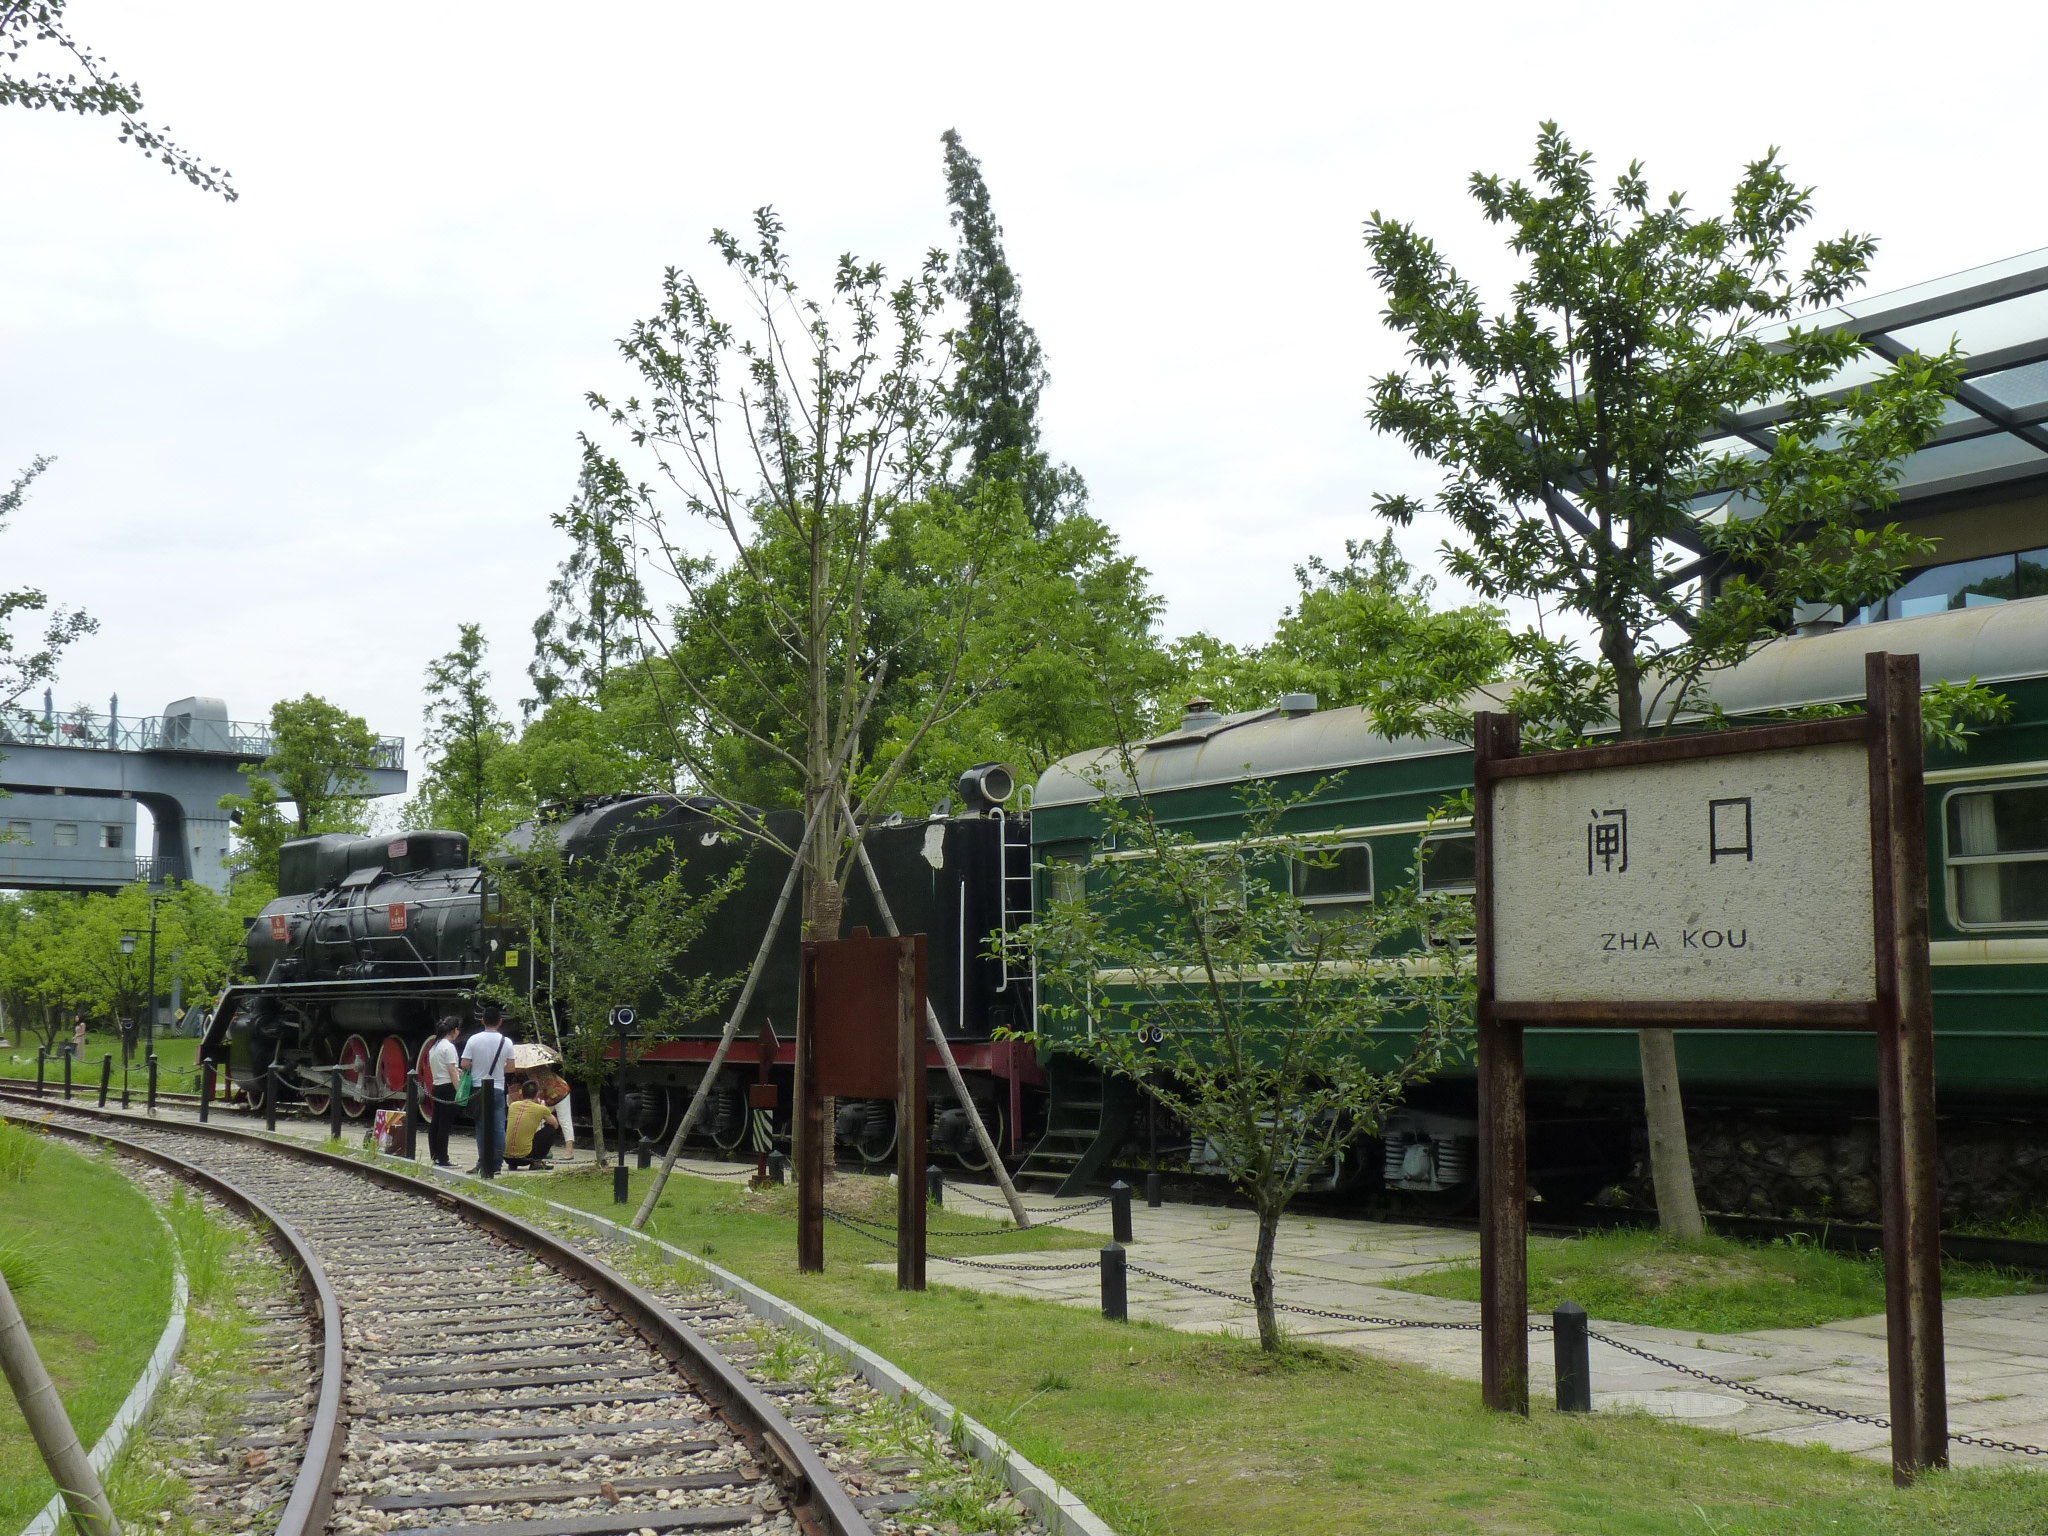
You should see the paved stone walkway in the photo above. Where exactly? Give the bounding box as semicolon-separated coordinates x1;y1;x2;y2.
924;1183;2048;1470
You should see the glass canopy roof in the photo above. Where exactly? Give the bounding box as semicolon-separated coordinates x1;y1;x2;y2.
1732;248;2048;507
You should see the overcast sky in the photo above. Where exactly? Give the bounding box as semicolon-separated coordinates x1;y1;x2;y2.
5;1;2045;813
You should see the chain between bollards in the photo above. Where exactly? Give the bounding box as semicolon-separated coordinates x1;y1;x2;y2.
1100;1241;1127;1322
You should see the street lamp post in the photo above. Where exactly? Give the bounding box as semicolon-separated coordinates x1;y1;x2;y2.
120;883;164;1062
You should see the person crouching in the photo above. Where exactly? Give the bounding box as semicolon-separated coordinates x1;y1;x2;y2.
503;1078;561;1170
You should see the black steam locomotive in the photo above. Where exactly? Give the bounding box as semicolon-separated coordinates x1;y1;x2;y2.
200;768;1040;1164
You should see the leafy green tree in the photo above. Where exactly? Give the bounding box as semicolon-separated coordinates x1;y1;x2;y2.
1363;124;1969;1236
220;694;379;889
1;0;234;197
0;458;96;715
941;128;1084;531
1169;534;1515;732
526;450;648;717
1017;765;1474;1351
486;816;740;1159
418;623;519;848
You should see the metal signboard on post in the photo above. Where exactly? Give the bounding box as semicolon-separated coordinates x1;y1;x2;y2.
797;927;929;1287
1474;650;1945;1483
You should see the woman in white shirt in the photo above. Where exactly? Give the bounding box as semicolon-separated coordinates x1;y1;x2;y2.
426;1018;462;1167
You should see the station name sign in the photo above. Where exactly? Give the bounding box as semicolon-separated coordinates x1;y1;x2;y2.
1491;737;1875;1006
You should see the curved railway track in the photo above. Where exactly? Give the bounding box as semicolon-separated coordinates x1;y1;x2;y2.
1;1094;873;1536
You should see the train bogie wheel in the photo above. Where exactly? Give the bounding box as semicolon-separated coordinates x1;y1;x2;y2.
708;1082;748;1150
337;1034;373;1118
303;1085;331;1116
415;1038;438;1123
951;1101;1006;1171
376;1035;410;1103
855;1100;898;1164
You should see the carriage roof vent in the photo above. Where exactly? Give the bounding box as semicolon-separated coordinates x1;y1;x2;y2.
1180;697;1224;730
1275;692;1318;716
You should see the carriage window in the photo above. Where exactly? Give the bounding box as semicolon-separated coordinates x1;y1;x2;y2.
1945;783;2048;927
53;823;77;847
1291;843;1373;907
1419;831;1476;894
1046;856;1087;905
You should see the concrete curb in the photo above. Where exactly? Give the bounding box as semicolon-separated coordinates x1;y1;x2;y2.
416;1159;1120;1536
18;1175;190;1536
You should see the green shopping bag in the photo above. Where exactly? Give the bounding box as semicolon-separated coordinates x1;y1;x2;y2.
456;1068;473;1106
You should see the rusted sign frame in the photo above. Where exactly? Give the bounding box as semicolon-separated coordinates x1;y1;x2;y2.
1473;651;1946;1484
796;930;929;1289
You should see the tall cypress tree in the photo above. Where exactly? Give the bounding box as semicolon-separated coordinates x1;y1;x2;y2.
941;128;1085;531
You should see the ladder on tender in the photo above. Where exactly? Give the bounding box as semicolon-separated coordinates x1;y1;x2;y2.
991;807;1034;994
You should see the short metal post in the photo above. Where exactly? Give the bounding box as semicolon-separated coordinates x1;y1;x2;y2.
1553;1302;1591;1412
120;1054;130;1110
197;1061;210;1121
34;1049;44;1099
637;1140;651;1171
926;1164;945;1206
1110;1178;1133;1244
98;1055;112;1108
146;1054;158;1113
264;1065;278;1132
613;1161;630;1204
404;1075;420;1160
62;1051;73;1101
769;1150;788;1185
1100;1242;1127;1322
328;1067;345;1140
1145;1170;1162;1208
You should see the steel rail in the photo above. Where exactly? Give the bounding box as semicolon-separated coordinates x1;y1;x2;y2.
16;1114;347;1536
0;1090;872;1536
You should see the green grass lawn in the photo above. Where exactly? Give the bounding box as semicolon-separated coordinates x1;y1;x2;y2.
1388;1227;2040;1333
0;1033;202;1092
489;1163;2048;1536
0;1119;176;1528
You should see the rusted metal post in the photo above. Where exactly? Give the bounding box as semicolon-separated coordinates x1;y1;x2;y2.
897;942;927;1292
796;944;824;1273
1474;708;1529;1415
1867;650;1947;1483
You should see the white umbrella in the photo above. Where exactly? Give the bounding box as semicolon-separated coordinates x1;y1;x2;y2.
510;1042;562;1069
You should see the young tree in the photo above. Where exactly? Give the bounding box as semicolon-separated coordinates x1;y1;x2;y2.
419;623;517;848
591;209;995;944
220;694;380;889
0;459;95;715
941;128;1085;531
1364;124;1967;1236
1;0;235;197
488;815;740;1160
1018;766;1474;1351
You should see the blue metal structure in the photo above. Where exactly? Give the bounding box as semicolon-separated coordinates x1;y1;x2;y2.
0;694;406;892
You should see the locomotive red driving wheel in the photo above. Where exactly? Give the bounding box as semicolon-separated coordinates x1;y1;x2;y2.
337;1034;373;1118
415;1037;439;1121
376;1035;410;1105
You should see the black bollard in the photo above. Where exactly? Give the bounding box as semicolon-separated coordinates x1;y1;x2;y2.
264;1065;278;1132
196;1061;209;1121
1145;1170;1162;1208
768;1150;788;1185
121;1056;131;1110
34;1048;45;1099
147;1054;158;1113
1100;1242;1128;1322
613;1161;630;1205
404;1075;420;1161
926;1163;944;1207
329;1067;345;1140
98;1054;112;1108
1553;1301;1592;1413
62;1051;73;1101
1110;1179;1134;1244
637;1141;651;1171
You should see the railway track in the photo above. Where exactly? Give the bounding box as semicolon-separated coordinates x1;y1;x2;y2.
2;1094;877;1536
